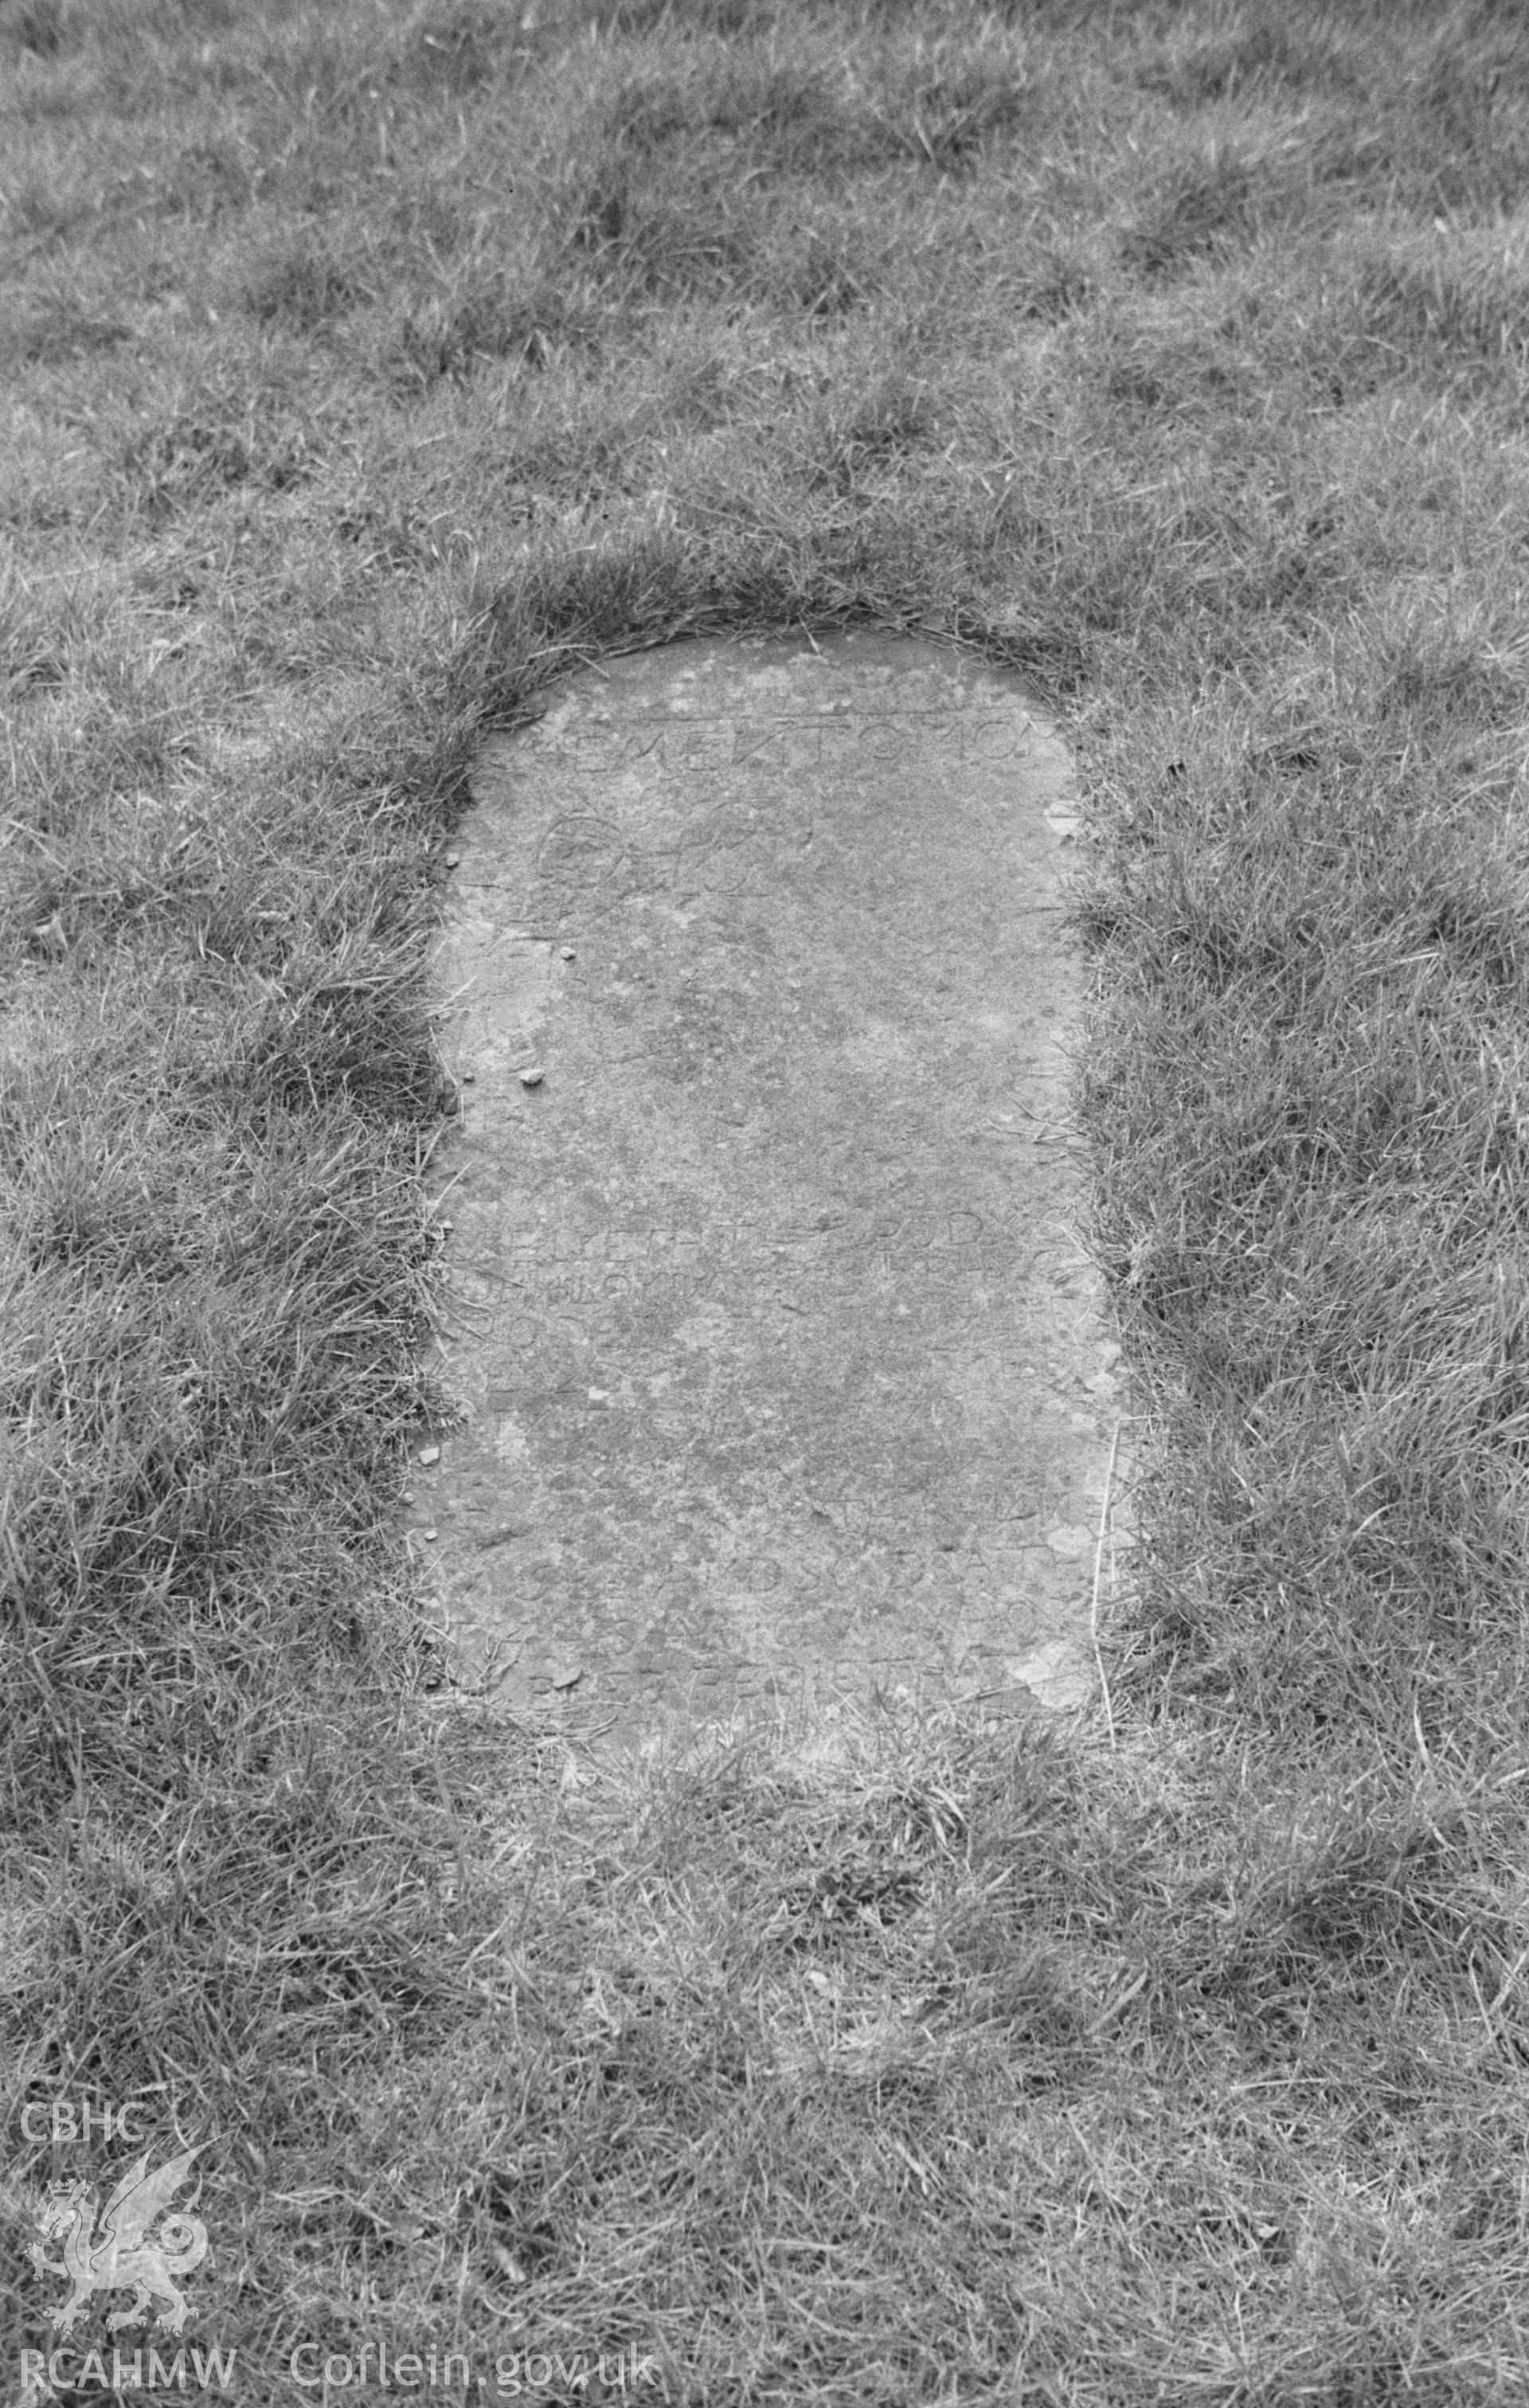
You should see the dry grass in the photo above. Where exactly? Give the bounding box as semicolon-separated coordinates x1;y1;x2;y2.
5;0;1529;2399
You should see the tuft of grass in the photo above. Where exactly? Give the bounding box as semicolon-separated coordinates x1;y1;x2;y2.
6;1;1529;2399
240;236;374;337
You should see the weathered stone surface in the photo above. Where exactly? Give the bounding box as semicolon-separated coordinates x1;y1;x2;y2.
419;631;1124;1729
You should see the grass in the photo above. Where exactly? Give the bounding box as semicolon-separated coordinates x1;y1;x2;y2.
4;0;1529;2398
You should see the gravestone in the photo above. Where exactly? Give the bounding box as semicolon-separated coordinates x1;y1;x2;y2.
416;631;1126;1730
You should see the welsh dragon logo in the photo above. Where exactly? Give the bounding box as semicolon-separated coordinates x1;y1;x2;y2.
29;2144;209;2338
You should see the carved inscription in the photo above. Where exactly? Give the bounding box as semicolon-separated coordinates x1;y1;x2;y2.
447;1215;1054;1394
538;708;1032;776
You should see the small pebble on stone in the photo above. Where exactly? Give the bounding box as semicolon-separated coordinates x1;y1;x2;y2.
560;946;576;960
444;850;460;868
418;1444;440;1465
519;1066;546;1087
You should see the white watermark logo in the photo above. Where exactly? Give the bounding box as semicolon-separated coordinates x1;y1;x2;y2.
28;2142;210;2340
14;2102;233;2397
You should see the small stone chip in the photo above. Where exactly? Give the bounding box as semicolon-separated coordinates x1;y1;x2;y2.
519;1065;546;1087
444;850;460;868
549;1660;584;1691
559;945;576;960
417;1443;440;1465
